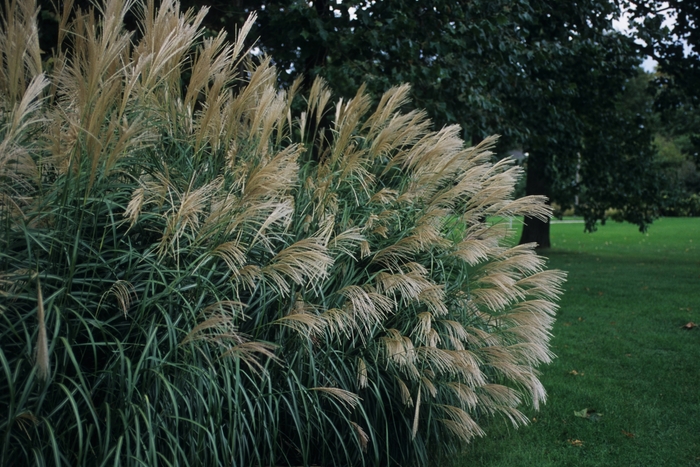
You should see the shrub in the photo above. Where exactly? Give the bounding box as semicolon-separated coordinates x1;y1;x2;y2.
0;0;566;465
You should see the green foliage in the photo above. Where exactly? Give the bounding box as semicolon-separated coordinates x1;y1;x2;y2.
653;91;700;216
617;65;700;217
624;1;700;159
654;135;700;216
655;134;687;164
604;69;700;218
0;0;566;465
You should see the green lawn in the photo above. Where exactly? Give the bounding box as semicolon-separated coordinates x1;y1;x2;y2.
455;217;700;467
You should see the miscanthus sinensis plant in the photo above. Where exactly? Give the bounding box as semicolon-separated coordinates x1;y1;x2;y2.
0;0;566;465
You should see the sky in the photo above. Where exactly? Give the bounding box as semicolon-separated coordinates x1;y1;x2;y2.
612;2;691;73
613;11;660;72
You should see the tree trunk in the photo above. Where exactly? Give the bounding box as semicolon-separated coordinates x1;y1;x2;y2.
519;151;551;249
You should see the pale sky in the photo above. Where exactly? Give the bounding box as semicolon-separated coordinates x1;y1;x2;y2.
612;2;686;73
613;12;659;72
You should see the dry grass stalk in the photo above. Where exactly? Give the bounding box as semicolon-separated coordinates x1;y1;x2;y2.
34;278;49;381
0;0;42;102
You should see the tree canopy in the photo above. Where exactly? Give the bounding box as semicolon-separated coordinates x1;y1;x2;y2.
622;0;700;159
105;0;667;246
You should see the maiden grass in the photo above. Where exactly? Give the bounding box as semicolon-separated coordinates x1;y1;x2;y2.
0;0;565;465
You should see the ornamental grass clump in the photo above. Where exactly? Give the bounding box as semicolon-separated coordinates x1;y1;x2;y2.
0;0;566;465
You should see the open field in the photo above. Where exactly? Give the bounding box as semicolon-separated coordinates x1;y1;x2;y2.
455;217;700;467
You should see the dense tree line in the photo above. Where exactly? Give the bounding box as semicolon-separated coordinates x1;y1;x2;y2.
623;0;700;215
36;0;699;245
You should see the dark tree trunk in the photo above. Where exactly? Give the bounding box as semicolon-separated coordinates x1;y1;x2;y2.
519;151;551;249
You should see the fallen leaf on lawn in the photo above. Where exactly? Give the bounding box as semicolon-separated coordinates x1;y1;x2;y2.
681;322;697;330
621;429;635;438
567;439;584;447
574;408;602;421
568;370;584;376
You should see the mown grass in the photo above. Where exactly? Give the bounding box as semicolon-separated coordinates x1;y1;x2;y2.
456;217;700;467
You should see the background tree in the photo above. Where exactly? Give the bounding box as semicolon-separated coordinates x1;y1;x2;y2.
622;0;700;159
509;0;660;243
35;0;664;247
623;68;700;217
185;0;663;247
616;0;700;215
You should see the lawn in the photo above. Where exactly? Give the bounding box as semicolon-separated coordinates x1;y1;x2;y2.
454;217;700;467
